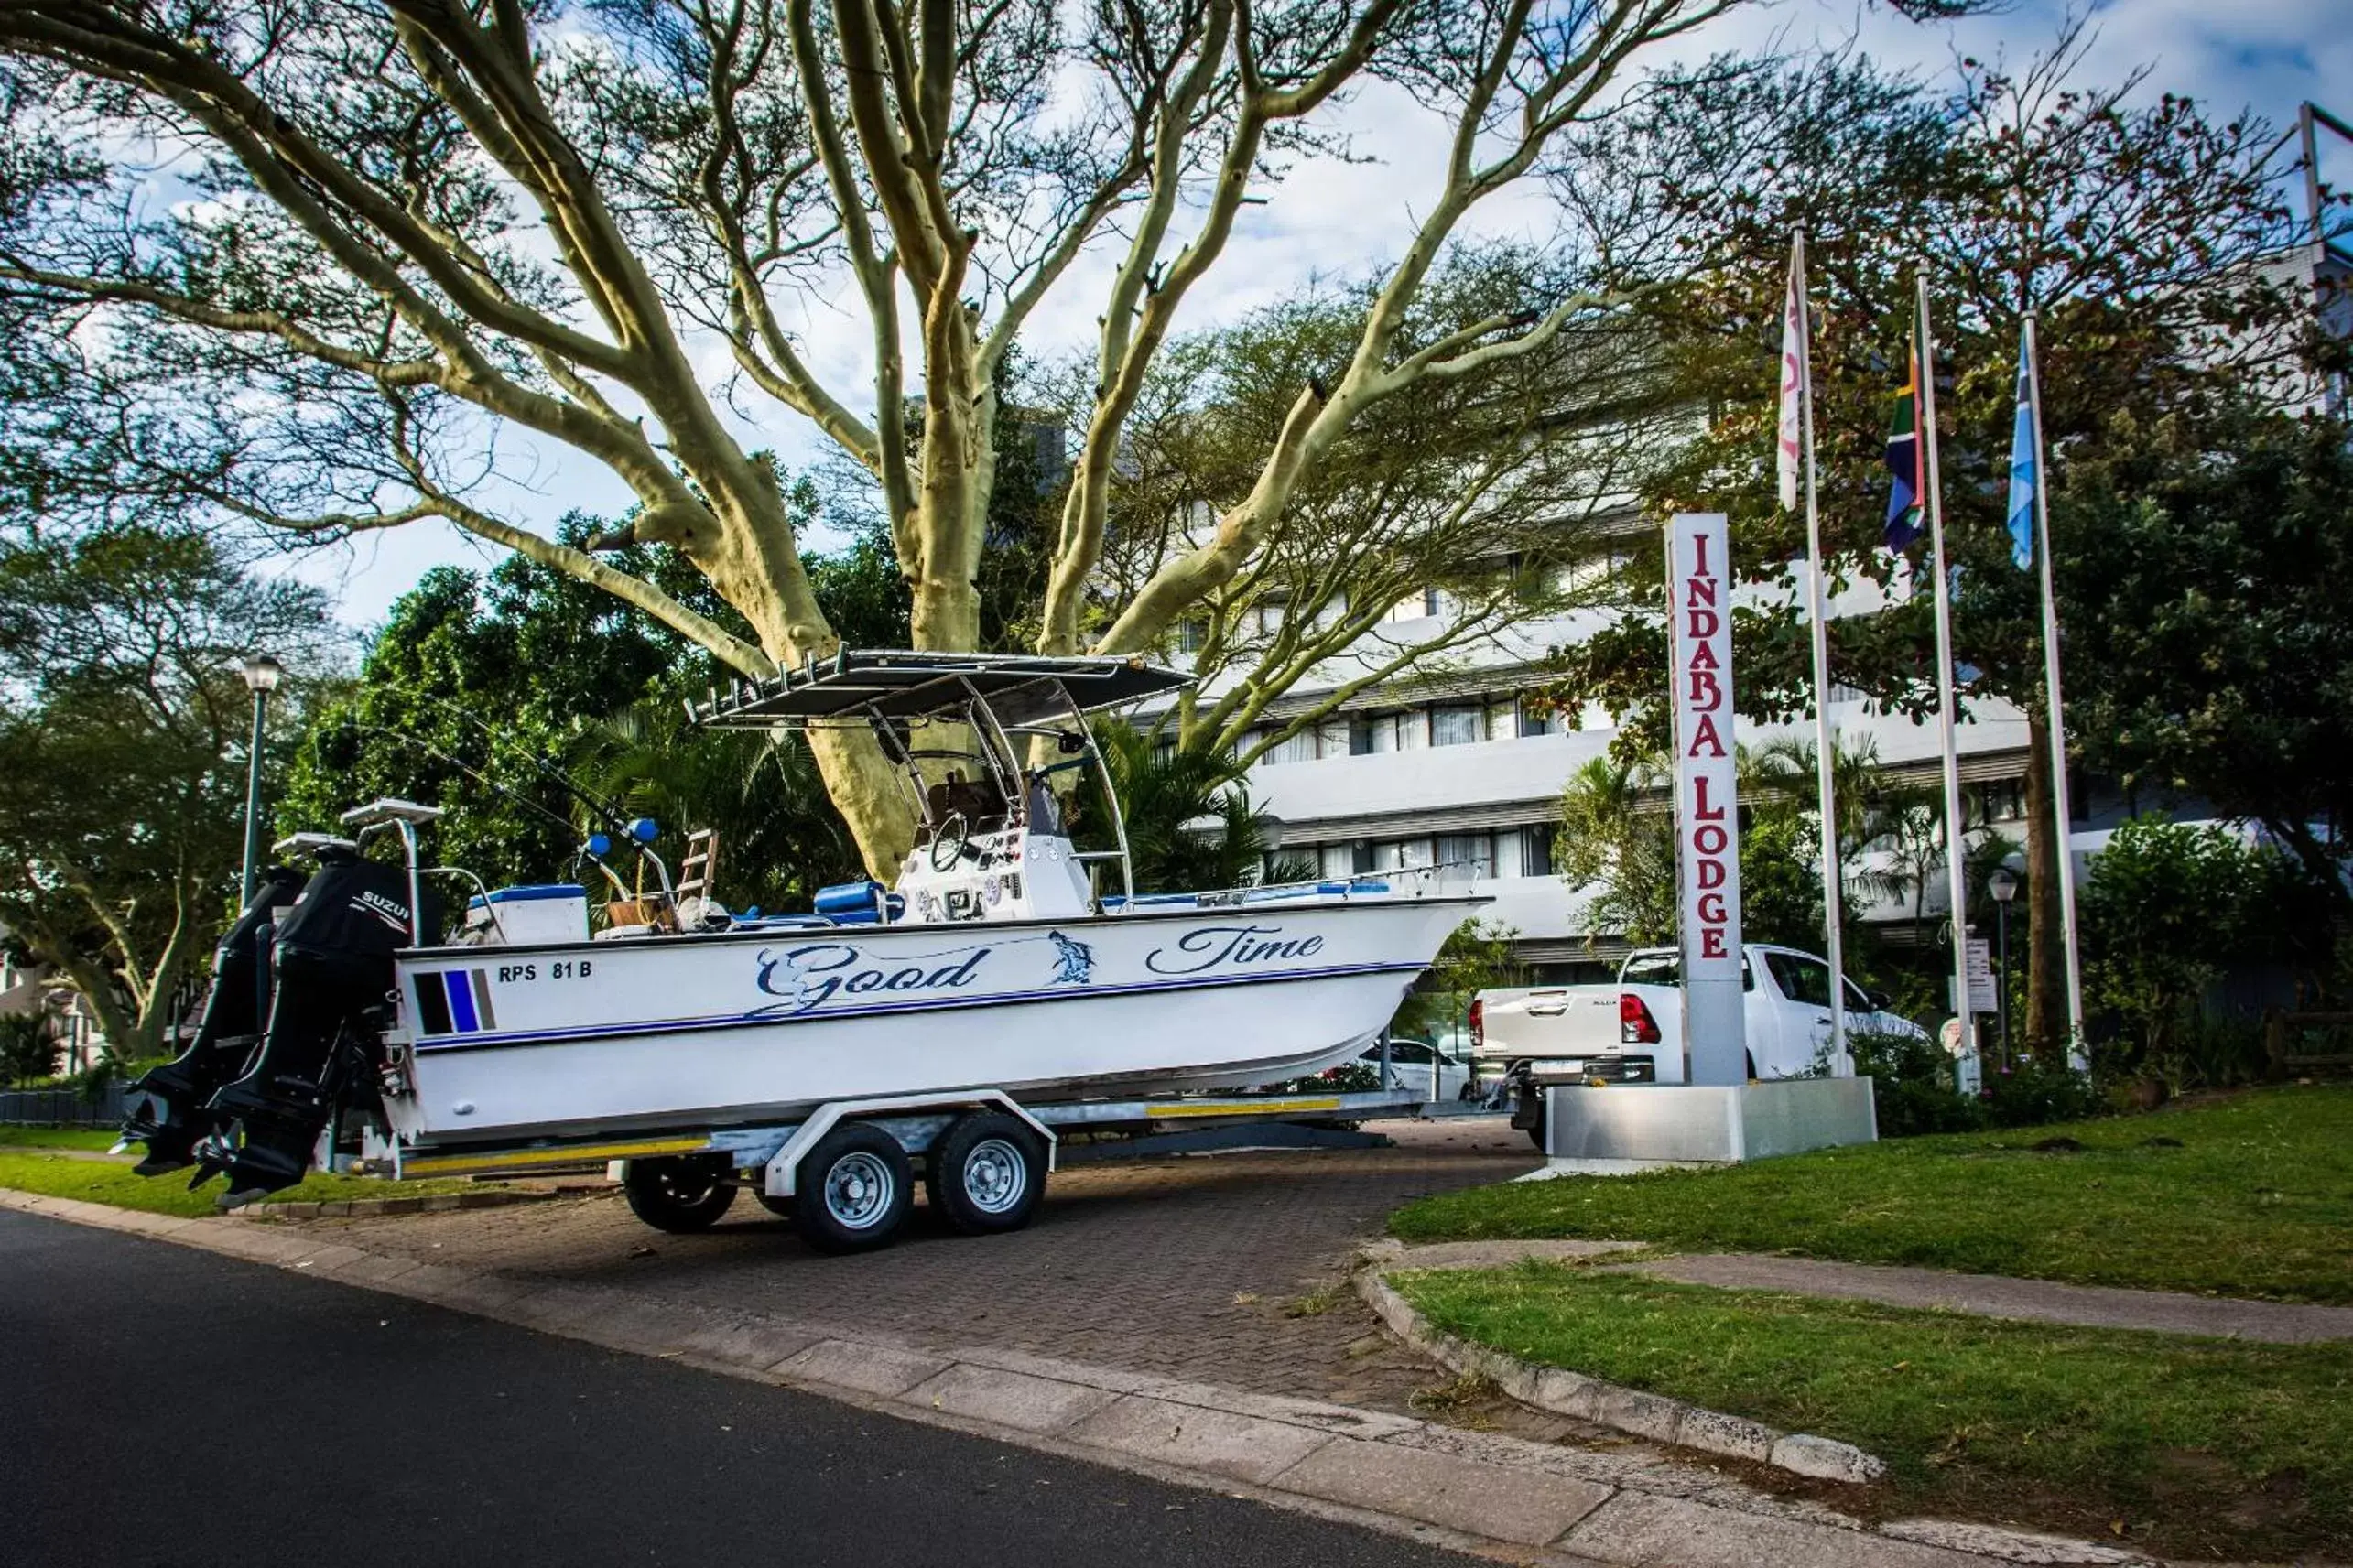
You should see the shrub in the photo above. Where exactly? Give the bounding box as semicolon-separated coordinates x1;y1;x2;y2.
1846;1028;1985;1138
0;1013;59;1087
1981;1054;2105;1128
2079;818;2342;1087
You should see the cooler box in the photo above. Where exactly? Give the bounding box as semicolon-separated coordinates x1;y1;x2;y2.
468;884;591;946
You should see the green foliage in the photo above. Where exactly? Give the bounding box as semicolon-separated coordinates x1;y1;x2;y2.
287;511;873;909
2059;406;2353;922
572;699;860;914
1838;1026;2105;1137
1393;1266;2353;1560
1556;741;1856;956
0;525;339;1055
0;1151;504;1218
285;520;761;884
1844;1026;1980;1137
0;1012;57;1087
2079;817;2322;1085
1394;919;1524;1041
1393;1085;2353;1303
1556;754;1676;945
1733;807;1820;950
1086;723;1283;895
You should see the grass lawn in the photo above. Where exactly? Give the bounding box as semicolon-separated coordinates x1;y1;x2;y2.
1393;1085;2353;1303
1393;1264;2351;1561
0;1125;123;1151
0;1151;493;1217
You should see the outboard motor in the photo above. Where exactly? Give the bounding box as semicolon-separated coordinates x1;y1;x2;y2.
118;867;308;1176
196;846;439;1206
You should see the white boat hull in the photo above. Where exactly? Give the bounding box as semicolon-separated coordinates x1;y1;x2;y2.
385;894;1483;1147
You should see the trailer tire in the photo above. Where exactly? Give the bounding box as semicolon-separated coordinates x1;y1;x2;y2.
927;1112;1046;1236
623;1156;737;1233
795;1124;913;1253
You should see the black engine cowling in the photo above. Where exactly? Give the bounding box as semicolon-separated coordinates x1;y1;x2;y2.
148;849;440;1206
119;867;307;1175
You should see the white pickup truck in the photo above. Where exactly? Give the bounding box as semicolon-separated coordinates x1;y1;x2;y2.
1471;944;1926;1143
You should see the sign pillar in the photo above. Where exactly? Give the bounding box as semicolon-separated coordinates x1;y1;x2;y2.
1668;514;1745;1086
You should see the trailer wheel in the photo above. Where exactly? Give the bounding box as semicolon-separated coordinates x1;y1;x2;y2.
794;1124;913;1253
623;1156;737;1233
927;1112;1046;1236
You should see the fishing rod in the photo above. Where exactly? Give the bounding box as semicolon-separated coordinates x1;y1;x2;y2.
371;687;638;833
321;721;649;902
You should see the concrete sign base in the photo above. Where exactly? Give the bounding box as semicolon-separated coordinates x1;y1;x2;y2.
1541;1078;1878;1169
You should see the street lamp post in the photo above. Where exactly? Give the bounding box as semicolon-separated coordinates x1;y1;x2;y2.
1989;865;2019;1072
239;654;286;904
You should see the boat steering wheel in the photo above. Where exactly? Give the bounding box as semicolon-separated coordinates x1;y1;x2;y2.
928;811;970;871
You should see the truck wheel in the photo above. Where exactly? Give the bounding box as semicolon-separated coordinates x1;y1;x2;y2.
794;1124;913;1253
623;1156;737;1233
927;1112;1046;1236
1509;1081;1547;1152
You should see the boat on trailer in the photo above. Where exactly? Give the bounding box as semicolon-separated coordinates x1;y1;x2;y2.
120;651;1482;1251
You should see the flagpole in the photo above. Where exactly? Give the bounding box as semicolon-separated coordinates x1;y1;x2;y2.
2023;314;2087;1070
1915;274;1976;1080
1795;231;1849;1071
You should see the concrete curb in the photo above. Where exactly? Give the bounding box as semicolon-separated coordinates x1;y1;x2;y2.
1354;1262;1885;1484
0;1187;2172;1568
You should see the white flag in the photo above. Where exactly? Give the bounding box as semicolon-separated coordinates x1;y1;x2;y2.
1776;233;1805;512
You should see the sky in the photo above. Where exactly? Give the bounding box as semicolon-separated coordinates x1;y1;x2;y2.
281;0;2352;636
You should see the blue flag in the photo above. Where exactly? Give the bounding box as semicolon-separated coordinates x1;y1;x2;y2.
2006;326;2037;570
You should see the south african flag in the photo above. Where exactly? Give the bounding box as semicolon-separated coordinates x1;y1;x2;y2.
1884;335;1925;552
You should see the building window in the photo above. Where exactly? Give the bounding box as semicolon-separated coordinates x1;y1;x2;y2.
1261;726;1318;766
1436;831;1493;878
1176;619;1207;654
1431;705;1483;747
1318;844;1352;879
1516;696;1556;736
1522;825;1556;878
1967;778;2025;828
1372;838;1433;871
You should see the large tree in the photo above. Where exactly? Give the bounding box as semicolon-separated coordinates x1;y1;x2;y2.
1090;246;1682;767
0;527;338;1058
2057;401;2353;923
1545;37;2316;1054
0;0;1827;875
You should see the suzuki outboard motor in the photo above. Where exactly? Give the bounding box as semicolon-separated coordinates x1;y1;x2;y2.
198;847;439;1206
119;867;308;1176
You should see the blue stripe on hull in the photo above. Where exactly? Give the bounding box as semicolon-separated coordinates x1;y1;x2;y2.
443;969;480;1033
410;959;1420;1054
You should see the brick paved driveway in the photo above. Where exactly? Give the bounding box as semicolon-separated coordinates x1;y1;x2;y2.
325;1119;1559;1422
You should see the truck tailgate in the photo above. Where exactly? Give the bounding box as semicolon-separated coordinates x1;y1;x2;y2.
1474;985;1618;1061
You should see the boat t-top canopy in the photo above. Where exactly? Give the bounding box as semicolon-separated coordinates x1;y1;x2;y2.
691;649;1189;731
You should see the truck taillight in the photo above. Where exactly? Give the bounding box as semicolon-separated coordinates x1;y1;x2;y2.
1469;998;1484;1050
1620;992;1661;1044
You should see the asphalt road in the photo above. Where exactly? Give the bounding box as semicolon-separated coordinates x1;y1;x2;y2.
0;1210;1481;1568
